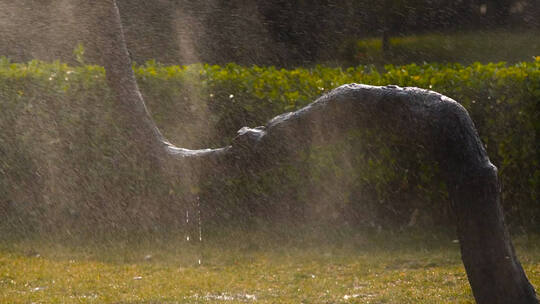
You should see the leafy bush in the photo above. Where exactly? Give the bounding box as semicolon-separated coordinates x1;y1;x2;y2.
1;58;538;234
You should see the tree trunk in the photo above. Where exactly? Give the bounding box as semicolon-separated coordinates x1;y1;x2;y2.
93;0;230;165
98;1;538;303
245;85;539;304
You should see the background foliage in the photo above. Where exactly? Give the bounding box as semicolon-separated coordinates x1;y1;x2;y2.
0;0;538;66
0;58;538;235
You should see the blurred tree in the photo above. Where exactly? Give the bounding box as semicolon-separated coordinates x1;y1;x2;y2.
194;0;279;65
255;0;335;64
0;0;538;65
488;0;513;25
115;0;181;64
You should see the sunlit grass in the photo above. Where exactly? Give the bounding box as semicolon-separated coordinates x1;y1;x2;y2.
351;29;540;66
1;230;539;303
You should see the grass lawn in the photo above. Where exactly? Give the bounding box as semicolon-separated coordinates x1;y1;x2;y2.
1;230;539;303
347;29;540;66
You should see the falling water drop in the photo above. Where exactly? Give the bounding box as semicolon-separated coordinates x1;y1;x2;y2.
186;210;190;242
197;196;203;265
198;197;202;242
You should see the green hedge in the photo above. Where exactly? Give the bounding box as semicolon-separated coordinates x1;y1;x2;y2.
1;58;538;233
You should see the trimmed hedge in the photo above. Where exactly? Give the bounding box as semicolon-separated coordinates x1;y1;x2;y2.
1;58;538;233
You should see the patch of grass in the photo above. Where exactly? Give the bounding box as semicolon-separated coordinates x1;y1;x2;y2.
349;30;540;66
3;230;539;303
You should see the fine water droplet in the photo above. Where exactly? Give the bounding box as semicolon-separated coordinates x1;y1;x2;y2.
343;294;360;300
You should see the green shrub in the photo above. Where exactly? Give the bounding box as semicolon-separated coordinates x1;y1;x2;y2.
1;58;538;233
